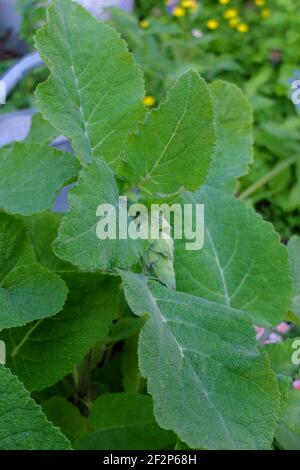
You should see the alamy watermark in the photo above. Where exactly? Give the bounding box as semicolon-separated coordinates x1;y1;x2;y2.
96;197;204;251
0;341;6;365
292;338;300;366
0;80;6;105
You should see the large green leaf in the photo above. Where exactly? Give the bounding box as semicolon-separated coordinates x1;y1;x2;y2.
42;397;87;443
175;186;292;327
0;213;68;330
0;366;71;450
276;389;300;450
265;340;298;402
23;212;74;272
53;156;146;271
0;144;78;216
121;70;215;197
1;273;119;391
122;272;280;450
75;393;176;450
26;113;57;145
35;0;145;166
206;81;253;192
288;236;300;323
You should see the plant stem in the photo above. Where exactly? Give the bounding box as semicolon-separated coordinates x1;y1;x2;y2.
75;350;92;400
239;155;299;201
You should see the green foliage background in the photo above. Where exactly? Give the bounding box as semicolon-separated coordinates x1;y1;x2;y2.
0;0;299;451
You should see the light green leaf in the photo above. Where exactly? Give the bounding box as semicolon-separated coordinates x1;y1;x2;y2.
0;212;35;283
26;113;57;144
0;143;78;216
122;272;280;450
53;156;146;271
121;70;215;197
0;365;71;450
121;335;144;393
265;340;298;402
23;212;75;272
206;81;253;192
42;397;87;443
175;186;292;327
75;393;176;450
1;273;119;391
35;0;145;167
0;213;68;330
0;264;68;330
276;389;300;450
288;236;300;323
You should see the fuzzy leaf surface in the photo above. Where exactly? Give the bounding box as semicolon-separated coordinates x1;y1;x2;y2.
206;81;253;192
122;272;280;450
35;0;145;166
1;273;119;391
288;236;300;323
0;144;78;216
121;71;215;197
0;213;68;330
53;157;146;271
0;366;71;450
175;186;292;327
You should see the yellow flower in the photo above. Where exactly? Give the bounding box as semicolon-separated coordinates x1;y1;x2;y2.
181;0;197;9
219;0;230;4
229;17;239;28
223;8;238;19
173;6;186;17
143;95;156;107
255;0;265;6
140;19;150;29
237;23;249;33
206;19;220;30
261;8;271;18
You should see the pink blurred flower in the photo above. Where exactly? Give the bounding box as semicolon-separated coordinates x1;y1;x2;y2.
275;322;291;334
293;380;300;391
264;332;282;344
254;326;265;340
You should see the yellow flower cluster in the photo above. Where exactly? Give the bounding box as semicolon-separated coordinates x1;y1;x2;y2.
207;8;249;33
255;0;271;19
169;0;269;32
171;0;198;18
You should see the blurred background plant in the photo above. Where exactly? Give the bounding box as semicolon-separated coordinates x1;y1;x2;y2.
1;0;300;238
